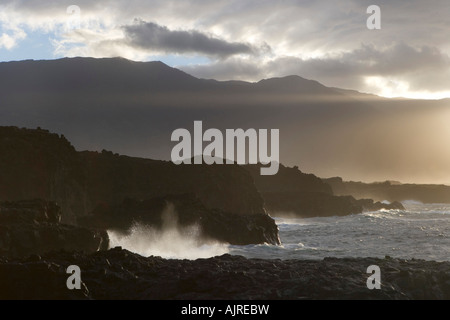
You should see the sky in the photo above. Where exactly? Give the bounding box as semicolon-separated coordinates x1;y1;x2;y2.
1;1;450;99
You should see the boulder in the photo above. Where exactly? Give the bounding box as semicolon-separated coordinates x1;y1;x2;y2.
0;200;109;258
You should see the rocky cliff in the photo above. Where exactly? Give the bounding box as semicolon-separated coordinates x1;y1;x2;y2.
246;164;404;217
0;126;404;233
0;127;87;224
0;127;276;249
0;127;265;225
80;151;264;217
0;200;108;258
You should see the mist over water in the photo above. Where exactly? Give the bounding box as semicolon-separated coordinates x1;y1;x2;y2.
107;204;229;260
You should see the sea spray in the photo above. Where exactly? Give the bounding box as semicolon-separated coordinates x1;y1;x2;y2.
107;203;229;259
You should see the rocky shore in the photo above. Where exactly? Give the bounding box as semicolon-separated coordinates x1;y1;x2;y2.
325;177;450;204
247;164;404;218
0;247;448;300
0;200;108;258
261;191;404;218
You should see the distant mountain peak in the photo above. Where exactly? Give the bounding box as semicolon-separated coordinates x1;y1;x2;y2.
255;74;332;95
258;74;323;85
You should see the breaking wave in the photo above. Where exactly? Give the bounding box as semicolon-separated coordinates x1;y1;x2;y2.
107;203;229;260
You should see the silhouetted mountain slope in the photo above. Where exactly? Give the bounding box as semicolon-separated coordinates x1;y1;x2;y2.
256;75;337;95
0;58;200;94
1;57;450;184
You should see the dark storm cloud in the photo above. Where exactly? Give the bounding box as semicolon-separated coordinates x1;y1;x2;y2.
122;21;257;58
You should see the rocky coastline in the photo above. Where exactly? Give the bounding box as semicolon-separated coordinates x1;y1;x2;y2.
0;200;108;258
1;247;448;300
1;126;447;301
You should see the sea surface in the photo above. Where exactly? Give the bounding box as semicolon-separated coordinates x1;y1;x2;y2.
230;201;450;261
109;201;450;261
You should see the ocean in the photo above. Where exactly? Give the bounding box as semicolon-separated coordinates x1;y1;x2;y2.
108;201;450;262
231;201;450;261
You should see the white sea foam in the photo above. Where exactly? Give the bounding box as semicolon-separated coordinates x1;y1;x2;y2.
231;203;450;261
401;200;424;206
107;203;229;260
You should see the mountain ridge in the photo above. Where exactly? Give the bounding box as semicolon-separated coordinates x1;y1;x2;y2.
0;57;363;97
1;57;450;184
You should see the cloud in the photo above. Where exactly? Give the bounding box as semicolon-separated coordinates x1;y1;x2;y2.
0;32;24;50
0;9;27;50
122;20;258;58
2;0;450;97
51;28;152;61
52;20;265;60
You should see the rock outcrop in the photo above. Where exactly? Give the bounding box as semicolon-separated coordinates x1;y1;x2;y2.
324;177;450;204
0;200;109;258
246;164;404;218
246;164;333;194
80;151;265;217
1;248;449;300
79;194;280;246
0;127;265;225
0;126;404;228
0;127;87;225
262;192;404;218
0;127;276;247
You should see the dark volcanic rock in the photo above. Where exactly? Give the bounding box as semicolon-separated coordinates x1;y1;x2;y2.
0;127;265;224
356;198;405;211
81;151;265;217
0;127;87;224
1;248;448;300
246;165;404;218
246;164;332;194
79;194;280;246
262;192;404;218
0;200;109;258
261;192;363;218
324;177;450;204
0;127;277;247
